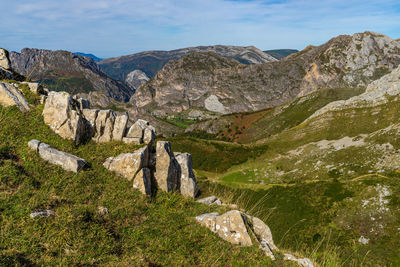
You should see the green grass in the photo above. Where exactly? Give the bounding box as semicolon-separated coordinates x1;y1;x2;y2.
162;117;198;129
0;105;278;266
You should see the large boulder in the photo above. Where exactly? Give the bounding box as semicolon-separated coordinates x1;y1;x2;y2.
174;152;198;198
28;140;87;172
43;91;87;144
0;82;30;112
195;210;253;246
112;114;129;141
154;141;180;192
103;146;150;181
133;167;152;195
246;215;277;259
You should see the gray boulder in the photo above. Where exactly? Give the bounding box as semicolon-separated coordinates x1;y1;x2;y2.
196;196;222;205
284;254;314;267
28;140;87;172
154;141;180;192
174;152;198;198
30;210;55;218
112;114;128;141
103;146;150;181
126;119;156;144
0;82;30;112
133;167;152;195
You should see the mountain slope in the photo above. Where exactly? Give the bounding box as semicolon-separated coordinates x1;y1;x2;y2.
9;48;134;102
264;49;299;60
98;45;277;82
73;52;103;61
132;32;400;118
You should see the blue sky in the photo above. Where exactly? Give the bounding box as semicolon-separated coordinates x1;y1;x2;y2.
1;0;399;58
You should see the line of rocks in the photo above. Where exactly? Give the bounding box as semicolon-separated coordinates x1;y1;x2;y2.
42;91;156;145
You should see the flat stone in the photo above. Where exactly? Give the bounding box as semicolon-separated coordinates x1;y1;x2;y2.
196;196;217;204
30;210;55;218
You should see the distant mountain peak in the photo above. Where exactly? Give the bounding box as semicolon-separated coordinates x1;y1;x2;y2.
73;52;103;62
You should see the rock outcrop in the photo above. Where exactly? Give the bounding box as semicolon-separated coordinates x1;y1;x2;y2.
0;82;30;112
0;48;11;70
196;210;278;260
125;119;156;145
103;146;150;181
174;152;199;198
133;167;152;195
28;140;87;172
154;141;180;192
125;70;150;90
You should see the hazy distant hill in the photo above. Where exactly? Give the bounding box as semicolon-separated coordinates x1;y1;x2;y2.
73;52;103;62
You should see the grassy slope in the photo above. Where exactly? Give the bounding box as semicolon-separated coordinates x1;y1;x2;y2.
0;105;279;266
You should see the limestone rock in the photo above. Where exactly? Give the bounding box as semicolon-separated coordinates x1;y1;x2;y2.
125;69;150;89
0;48;10;70
246;215;277;259
174;152;198;198
0;82;30;112
196;196;222;205
42;91;87;144
126;119;156;144
284;254;314;267
122;137;143;145
30;210;55;218
21;82;45;95
154;141;180;192
28;140;87;172
143;126;156;144
103;146;149;181
112;114;128;141
195;210;252;246
133;167;152;195
94;110;115;143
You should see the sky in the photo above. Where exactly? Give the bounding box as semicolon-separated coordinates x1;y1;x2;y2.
1;0;399;58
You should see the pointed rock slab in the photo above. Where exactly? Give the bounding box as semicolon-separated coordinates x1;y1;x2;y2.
195;210;252;246
133;167;152;195
94;110;115;143
112;114;128;141
126;119;149;139
174;152;198;198
154;141;180;192
103;146;149;181
0;48;10;70
28;140;87;172
42;91;87;144
246;215;277;260
0;82;30;111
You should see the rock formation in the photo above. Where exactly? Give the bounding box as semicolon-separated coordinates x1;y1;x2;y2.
0;82;30;112
28;140;87;172
154;141;180;192
195;210;278;260
174;152;198;198
125;70;150;90
133;167;152;195
124;119;156;145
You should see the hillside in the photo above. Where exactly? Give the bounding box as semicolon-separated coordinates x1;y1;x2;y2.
73;52;103;62
9;48;133;102
98;45;276;83
132;32;400;120
264;49;299;60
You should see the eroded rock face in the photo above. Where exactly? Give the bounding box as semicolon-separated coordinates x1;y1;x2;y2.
174;152;198;198
195;210;253;246
0;82;30;112
28;140;87;172
112;114;128;141
155;141;180;192
103;146;149;181
42;91;87;144
133;167;152;195
126;119;156;144
93;110;115;143
246;215;277;259
125;69;150;90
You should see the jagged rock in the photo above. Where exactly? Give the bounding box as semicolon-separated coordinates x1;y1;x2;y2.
122;137;143;145
0;82;30;112
43;91;87;144
154;141;180;192
103;146;149;181
28;140;87;172
126;119;156;144
133;167;152;195
174;152;199;198
195;210;253;246
196;196;222;205
246;215;277;259
30;210;55;218
112;114;128;141
82;109;99;128
284;254;314;267
94;110;115;143
143;126;156;144
0;48;11;70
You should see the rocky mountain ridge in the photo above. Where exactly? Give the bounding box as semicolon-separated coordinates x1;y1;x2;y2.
9;48;134;101
98;45;277;83
132;32;400;117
